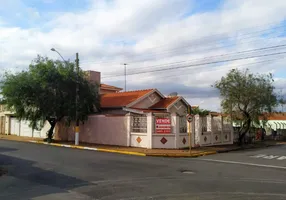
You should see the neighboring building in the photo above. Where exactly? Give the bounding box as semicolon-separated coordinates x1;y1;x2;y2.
260;113;286;133
100;84;122;94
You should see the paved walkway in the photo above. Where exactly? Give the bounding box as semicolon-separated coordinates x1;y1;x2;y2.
0;134;279;157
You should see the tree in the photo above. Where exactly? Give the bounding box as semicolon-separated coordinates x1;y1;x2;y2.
278;97;286;112
214;68;278;145
0;55;100;142
191;106;210;116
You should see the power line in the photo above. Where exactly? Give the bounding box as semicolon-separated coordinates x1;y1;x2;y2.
82;27;284;73
101;44;286;78
101;35;282;76
112;43;286;75
130;56;286;81
102;50;286;79
80;23;285;65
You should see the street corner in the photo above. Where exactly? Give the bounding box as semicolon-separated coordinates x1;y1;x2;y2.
96;148;146;156
28;140;99;151
145;151;217;158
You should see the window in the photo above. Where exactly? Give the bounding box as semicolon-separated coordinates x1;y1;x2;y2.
179;116;187;133
131;115;147;133
202;116;207;133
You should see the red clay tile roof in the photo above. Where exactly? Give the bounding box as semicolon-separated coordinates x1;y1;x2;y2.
101;89;154;108
150;96;179;109
129;108;168;113
100;83;122;91
259;113;286;120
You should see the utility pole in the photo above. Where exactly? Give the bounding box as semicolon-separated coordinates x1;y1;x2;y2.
75;53;79;146
121;63;128;91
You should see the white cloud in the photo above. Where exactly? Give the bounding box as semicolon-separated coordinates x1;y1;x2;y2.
1;0;286;111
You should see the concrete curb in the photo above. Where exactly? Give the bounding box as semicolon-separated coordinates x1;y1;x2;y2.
1;139;216;158
146;151;217;157
29;141;98;151
28;140;146;156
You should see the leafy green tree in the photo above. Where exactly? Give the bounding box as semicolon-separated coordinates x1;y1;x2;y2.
191;106;210;116
278;97;286;112
0;56;100;142
214;68;278;145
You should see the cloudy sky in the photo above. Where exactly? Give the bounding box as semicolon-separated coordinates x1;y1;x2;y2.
1;0;286;111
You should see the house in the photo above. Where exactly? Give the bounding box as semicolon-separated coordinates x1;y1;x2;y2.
1;70;235;148
232;113;286;140
55;87;192;149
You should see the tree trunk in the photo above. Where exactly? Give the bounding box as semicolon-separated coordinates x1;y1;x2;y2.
47;119;57;143
238;118;251;146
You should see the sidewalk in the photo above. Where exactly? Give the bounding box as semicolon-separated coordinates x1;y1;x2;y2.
0;134;280;157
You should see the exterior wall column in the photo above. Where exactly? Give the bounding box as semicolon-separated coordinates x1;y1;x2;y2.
5;115;10;135
126;113;131;147
194;114;201;146
206;114;213;144
171;113;179;149
187;116;194;147
146;113;154;149
221;115;224;143
230;114;234;144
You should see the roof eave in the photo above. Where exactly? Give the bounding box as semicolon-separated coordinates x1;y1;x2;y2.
101;87;123;91
100;106;125;109
166;97;182;110
123;107;145;114
126;89;155;108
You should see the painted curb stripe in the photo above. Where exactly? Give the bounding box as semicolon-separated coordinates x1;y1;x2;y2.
83;147;98;151
26;140;214;157
96;148;146;156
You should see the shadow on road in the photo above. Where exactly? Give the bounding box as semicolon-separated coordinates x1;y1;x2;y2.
0;152;89;199
0;146;18;153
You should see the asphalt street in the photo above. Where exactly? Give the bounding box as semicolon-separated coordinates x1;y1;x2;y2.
1;140;286;200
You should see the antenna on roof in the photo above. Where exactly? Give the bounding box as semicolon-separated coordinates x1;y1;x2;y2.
168;92;178;97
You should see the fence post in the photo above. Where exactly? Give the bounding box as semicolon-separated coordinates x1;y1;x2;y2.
126;113;131;147
146;113;154;149
206;114;213;144
172;113;179;148
5;116;10;135
221;115;224;144
195;115;202;146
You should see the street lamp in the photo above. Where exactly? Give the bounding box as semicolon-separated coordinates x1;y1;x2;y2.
51;48;68;64
51;48;80;146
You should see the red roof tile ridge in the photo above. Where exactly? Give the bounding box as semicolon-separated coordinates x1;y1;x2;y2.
165;96;180;99
118;89;154;93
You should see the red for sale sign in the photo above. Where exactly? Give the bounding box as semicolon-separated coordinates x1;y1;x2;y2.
155;118;171;134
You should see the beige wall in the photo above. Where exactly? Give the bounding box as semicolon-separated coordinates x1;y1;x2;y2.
132;92;162;108
130;134;148;148
152;135;176;148
56;114;128;146
168;100;187;116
